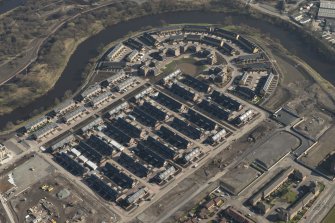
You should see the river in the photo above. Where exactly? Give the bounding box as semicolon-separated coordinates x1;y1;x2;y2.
0;0;26;14
0;10;334;128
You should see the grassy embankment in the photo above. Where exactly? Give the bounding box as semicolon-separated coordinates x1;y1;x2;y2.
0;0;215;132
2;0;335;132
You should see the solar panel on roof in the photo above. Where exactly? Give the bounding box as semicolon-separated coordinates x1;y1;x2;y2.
87;135;113;156
118;153;149;178
55;153;86;176
85;175;119;201
102;163;134;189
77;141;103;163
133;143;166;168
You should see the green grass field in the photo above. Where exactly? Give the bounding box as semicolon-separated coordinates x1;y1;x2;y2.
322;205;335;223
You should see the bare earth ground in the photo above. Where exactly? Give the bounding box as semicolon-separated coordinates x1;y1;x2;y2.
135;120;278;223
131;31;335;222
9;174;116;223
299;125;335;178
220;162;260;195
295;110;333;140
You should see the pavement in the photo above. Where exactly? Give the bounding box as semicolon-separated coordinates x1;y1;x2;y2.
152;109;268;223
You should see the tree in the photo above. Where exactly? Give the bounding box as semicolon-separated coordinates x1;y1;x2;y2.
4;121;14;131
276;0;286;12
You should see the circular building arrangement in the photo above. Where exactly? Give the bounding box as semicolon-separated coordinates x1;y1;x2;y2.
20;24;277;215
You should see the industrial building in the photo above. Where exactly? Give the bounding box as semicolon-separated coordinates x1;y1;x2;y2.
318;1;335;20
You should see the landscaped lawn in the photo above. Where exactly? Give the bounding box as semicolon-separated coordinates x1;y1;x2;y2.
161;57;207;75
280;189;298;204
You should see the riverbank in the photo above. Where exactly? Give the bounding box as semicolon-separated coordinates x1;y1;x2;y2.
1;0;335;133
0;0;216;131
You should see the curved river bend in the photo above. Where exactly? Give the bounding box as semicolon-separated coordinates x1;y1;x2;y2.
0;0;26;15
1;11;334;128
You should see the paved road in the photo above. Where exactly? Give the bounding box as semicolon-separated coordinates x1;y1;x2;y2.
0;194;15;223
302;180;335;223
153;110;268;223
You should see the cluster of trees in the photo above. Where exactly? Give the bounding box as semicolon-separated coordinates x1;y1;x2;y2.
0;0;231;130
